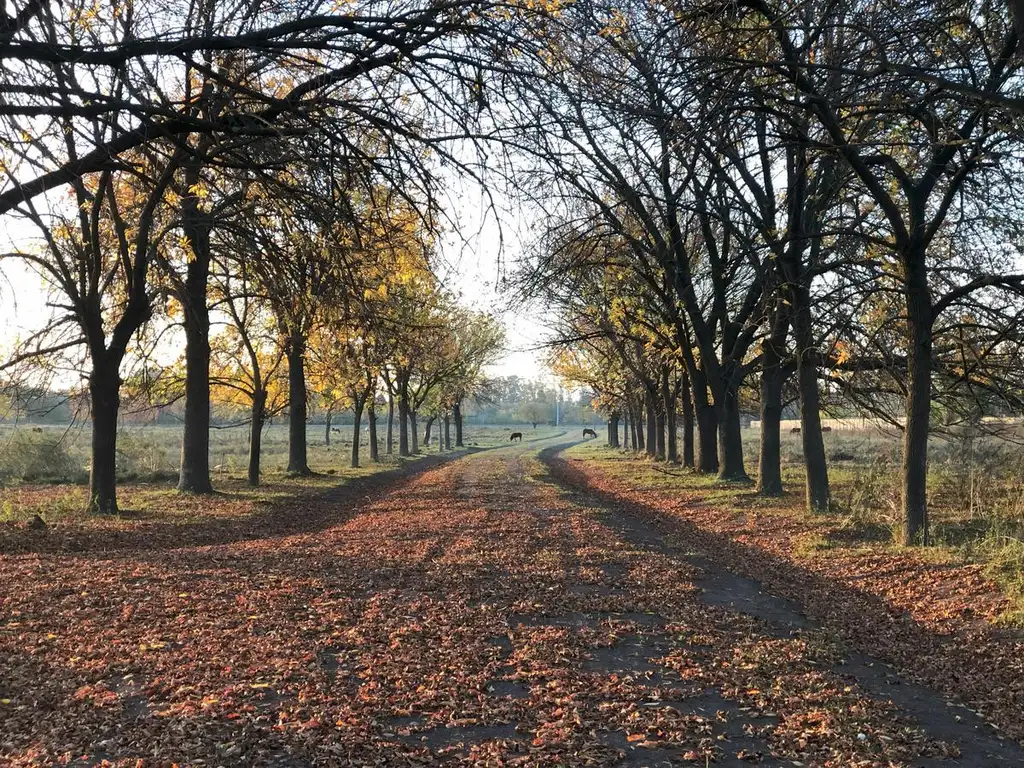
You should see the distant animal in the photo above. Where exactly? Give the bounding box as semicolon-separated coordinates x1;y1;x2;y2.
509;432;523;442
790;427;801;434
582;428;597;438
31;426;42;433
821;426;832;433
331;427;342;433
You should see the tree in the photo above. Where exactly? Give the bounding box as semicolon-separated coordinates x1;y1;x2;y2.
1;150;180;512
734;0;1024;540
208;260;287;486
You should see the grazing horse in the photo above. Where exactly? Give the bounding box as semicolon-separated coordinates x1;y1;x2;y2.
582;428;597;438
821;426;833;432
790;427;802;434
509;432;523;442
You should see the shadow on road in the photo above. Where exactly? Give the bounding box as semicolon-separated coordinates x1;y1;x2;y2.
537;441;1024;766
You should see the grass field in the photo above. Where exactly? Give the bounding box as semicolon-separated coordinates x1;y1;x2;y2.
0;422;567;525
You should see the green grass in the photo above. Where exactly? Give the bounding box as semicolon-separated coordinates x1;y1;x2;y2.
0;422;566;526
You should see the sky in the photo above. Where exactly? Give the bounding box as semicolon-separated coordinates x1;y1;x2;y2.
436;185;552;381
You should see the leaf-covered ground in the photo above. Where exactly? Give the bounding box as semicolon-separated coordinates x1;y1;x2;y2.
1;438;1020;766
552;442;1024;756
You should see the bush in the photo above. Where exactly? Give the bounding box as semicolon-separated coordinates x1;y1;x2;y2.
835;454;898;530
115;431;173;480
0;430;83;484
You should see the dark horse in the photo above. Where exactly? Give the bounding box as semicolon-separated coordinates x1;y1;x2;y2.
509;432;523;442
582;428;597;438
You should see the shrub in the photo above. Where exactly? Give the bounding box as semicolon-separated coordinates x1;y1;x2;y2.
115;431;173;480
0;430;83;484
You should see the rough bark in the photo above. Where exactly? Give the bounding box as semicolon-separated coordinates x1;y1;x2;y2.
661;367;677;463
324;412;332;446
788;281;831;513
87;360;121;515
608;413;620;448
680;371;695;468
386;390;394;455
248;389;266;487
757;302;789;496
454;399;464;447
654;398;666;461
423;414;436;447
286;332;311;475
645;395;658;458
368;402;379;462
398;375;411;457
903;252;933;544
177;160;214;495
410;409;419;454
781;131;831;513
691;369;719;473
351;397;364;469
717;386;748;481
443;413;452;450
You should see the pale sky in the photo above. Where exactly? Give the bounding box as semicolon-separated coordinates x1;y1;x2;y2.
436;184;551;381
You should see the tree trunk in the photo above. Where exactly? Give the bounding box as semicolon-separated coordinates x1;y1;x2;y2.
386;390;394;455
286;332;311;475
410;409;419;454
608;413;620;448
248;389;265;487
454;399;464;447
757;372;784;496
632;402;644;452
325;412;332;446
691;370;718;473
398;378;411;457
87;359;121;515
443;413;452;450
177;161;214;495
622;411;630;450
757;302;788;496
903;253;933;545
680;371;695;468
654;398;666;461
716;384;748;481
423;414;436;447
661;367;677;463
782;131;830;514
792;282;831;513
368;402;379;462
351;396;364;468
177;293;213;494
645;395;657;458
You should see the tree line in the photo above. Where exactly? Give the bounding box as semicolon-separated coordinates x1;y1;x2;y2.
502;0;1024;546
0;0;512;513
3;0;1024;547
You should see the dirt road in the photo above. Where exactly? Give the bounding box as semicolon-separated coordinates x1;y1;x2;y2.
1;437;1020;766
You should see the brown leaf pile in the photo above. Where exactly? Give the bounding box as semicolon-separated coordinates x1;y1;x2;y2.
0;450;963;766
550;453;1024;748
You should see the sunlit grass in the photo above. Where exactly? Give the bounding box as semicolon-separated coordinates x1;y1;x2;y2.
0;423;565;526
